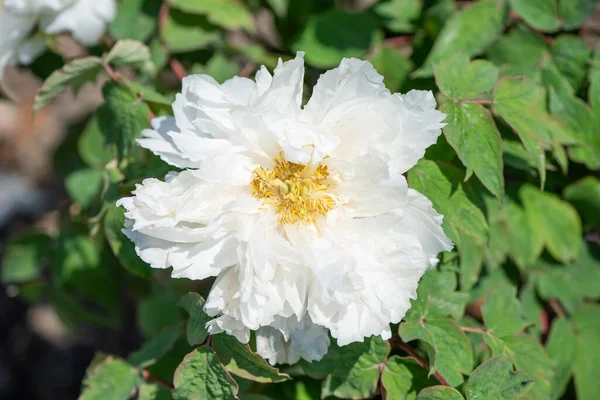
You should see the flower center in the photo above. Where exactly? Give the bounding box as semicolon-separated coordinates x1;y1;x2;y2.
250;153;335;225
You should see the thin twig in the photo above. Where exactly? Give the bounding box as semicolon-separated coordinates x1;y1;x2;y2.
158;2;168;33
142;370;174;389
382;35;414;48
103;61;121;82
460;326;486;334
169;58;187;81
549;299;567;318
540;309;549;335
468;99;495;104
390;336;450;386
157;3;187;81
240;60;257;78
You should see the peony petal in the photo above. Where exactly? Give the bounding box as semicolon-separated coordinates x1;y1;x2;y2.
40;0;115;46
252;52;305;117
137;116;201;169
0;11;37;77
401;189;454;265
256;316;330;365
303;57;389;127
4;0;75;15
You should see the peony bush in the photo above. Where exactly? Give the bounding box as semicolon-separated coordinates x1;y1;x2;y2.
1;0;599;399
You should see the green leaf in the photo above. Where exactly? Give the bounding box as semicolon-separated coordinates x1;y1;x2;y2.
415;386;464;400
303;337;389;399
162;9;222;53
502;138;537;173
440;102;503;198
65;168;104;208
104;205;153;278
550;35;591;92
466;356;531;400
2;232;50;284
564;177;600;230
169;0;255;32
408;160;488;245
493;77;573;187
559;0;595;30
456;231;484;291
545;318;576;399
484;334;552;400
381;356;437;400
572;304;600;400
414;0;505;77
486;25;547;79
80;356;142;400
373;0;422;33
173;346;238;400
129;327;181;368
51;234;100;287
190;53;240;84
212;333;290;383
590;45;600;113
139;290;181;338
519;282;543;338
98;82;149;159
503;196;543;269
369;46;414;93
177;292;211;346
78;117;114;168
139;382;173;400
34;56;103;112
509;0;560;32
548;85;600;170
535;242;600;313
52;289;120;330
519;184;582;263
400;319;473;387
434;54;499;100
108;0;160;42
406;268;469;320
266;0;288;18
469;268;513;303
482;287;529;336
104;40;154;72
292;10;383;69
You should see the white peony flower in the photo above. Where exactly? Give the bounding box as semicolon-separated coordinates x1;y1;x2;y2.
118;52;453;365
0;0;115;77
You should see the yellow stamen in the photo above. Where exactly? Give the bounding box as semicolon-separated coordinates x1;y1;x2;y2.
250;152;335;225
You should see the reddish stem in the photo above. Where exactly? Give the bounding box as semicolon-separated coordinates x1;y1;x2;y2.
469;99;495;104
549;299;567;318
460;326;486;334
382;35;414;48
103;61;121;82
540;309;549;335
390;336;450;386
158;2;168;33
142;370;174;389
240;61;257;78
169;58;187;81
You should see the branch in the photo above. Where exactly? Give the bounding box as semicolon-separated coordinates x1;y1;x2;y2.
390;336;450;386
549;299;567;318
468;99;495;104
460;326;486;334
158;2;168;33
142;370;174;389
103;61;121;82
240;60;257;78
169;58;187;81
